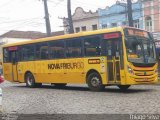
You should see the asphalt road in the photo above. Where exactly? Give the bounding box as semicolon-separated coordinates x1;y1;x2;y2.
0;81;160;115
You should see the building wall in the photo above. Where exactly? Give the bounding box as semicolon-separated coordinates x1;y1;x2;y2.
143;0;160;32
72;7;99;32
98;1;143;29
142;0;160;40
63;0;160;38
73;18;99;32
98;4;126;28
63;7;99;33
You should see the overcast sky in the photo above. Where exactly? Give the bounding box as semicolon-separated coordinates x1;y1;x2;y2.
0;0;118;35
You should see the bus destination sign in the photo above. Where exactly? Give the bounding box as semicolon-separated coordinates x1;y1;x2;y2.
126;28;149;38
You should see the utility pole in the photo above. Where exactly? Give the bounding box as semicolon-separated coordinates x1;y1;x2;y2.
67;0;74;33
43;0;51;36
127;0;133;27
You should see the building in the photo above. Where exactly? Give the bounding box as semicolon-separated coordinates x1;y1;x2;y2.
63;0;160;42
63;1;143;34
142;0;160;41
98;1;143;29
141;0;160;55
63;7;99;34
142;0;160;32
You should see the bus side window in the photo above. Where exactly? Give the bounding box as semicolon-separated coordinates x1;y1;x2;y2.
11;52;17;63
21;45;35;61
66;39;82;58
36;43;49;60
49;40;65;59
40;46;49;59
84;36;101;56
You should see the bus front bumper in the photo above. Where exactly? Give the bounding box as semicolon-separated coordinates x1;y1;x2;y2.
126;74;158;85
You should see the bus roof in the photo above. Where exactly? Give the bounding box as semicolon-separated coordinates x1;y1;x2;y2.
2;26;128;48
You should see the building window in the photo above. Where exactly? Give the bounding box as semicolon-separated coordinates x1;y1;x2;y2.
75;27;80;33
133;19;140;28
81;26;86;31
102;24;107;29
145;16;152;31
92;24;97;30
111;23;117;27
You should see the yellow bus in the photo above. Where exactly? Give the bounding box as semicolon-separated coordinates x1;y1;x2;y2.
2;26;158;91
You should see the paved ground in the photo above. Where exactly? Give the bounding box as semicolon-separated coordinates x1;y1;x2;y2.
0;81;160;115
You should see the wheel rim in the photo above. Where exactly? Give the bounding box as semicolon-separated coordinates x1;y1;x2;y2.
27;76;32;86
91;77;100;87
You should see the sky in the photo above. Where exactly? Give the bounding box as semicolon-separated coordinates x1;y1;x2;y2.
0;0;118;35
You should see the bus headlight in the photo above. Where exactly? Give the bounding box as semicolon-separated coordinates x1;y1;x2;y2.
127;66;134;75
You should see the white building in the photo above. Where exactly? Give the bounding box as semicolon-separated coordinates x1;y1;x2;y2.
63;7;99;34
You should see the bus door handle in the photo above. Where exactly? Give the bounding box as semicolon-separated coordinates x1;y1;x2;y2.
64;73;67;74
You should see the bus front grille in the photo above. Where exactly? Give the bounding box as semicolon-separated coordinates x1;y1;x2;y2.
134;69;155;77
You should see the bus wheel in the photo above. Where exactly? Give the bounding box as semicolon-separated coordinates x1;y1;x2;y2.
54;83;67;88
35;83;42;88
117;85;130;91
87;72;105;91
25;73;36;88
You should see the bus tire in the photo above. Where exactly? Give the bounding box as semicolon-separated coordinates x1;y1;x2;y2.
25;73;36;88
54;83;67;88
87;72;105;91
35;83;42;88
117;85;130;91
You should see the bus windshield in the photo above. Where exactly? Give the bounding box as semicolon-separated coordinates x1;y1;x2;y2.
125;36;156;64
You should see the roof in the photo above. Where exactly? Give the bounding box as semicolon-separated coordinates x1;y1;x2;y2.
0;30;64;39
3;26;124;48
51;31;64;36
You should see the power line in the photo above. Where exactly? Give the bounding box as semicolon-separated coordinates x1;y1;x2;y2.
0;21;45;32
0;17;43;24
48;0;65;7
0;0;14;8
0;20;44;29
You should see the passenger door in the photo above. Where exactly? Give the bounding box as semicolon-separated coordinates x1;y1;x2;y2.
105;39;122;84
10;50;18;82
